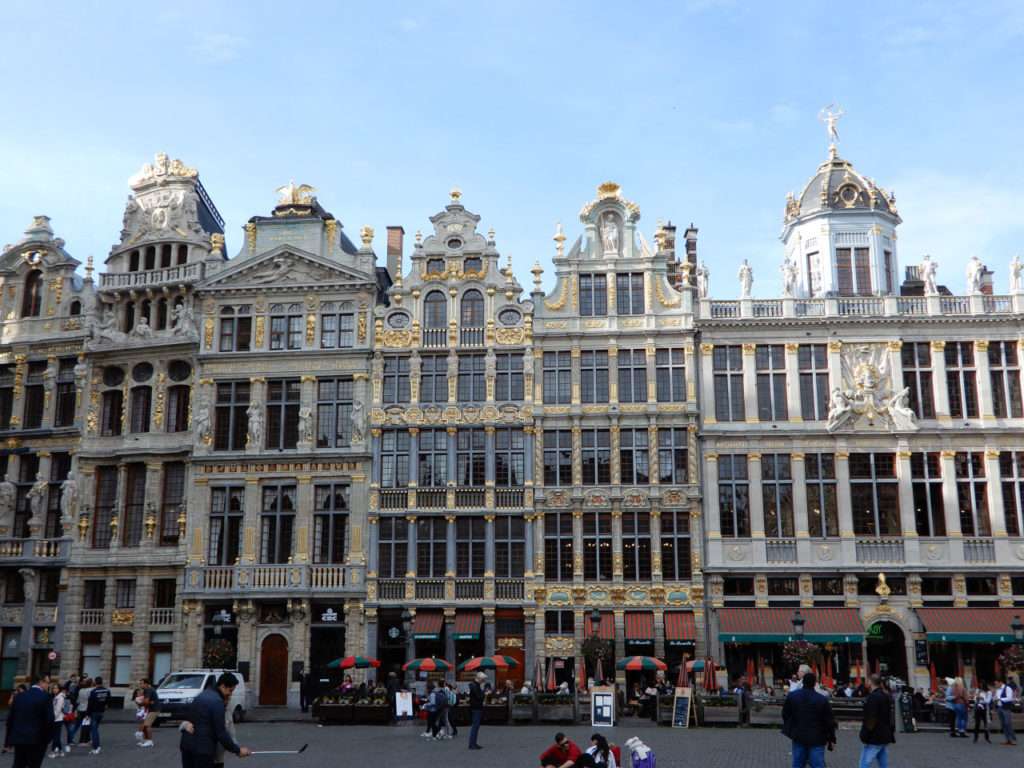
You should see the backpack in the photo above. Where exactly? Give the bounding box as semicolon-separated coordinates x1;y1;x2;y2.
433;688;448;710
445;688;457;707
61;697;73;716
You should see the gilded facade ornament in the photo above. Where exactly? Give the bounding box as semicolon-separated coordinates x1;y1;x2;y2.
209;233;224;256
204;317;214;349
111;609;135;626
357;313;367;343
545;279;568;311
245;222;257;256
495;327;524;345
700;343;714;355
276;181;316;205
130;153;197;185
305;314;316;346
654;274;681;307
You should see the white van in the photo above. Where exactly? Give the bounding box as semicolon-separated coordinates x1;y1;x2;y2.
155;669;248;723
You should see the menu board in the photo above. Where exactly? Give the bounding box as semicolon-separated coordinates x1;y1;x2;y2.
672;686;692;728
591;686;615;727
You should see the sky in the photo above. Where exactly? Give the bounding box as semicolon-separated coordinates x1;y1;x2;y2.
2;1;1024;297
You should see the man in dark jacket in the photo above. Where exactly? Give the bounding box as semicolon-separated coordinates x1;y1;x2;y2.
179;672;251;768
467;671;485;750
782;672;836;768
860;674;895;768
4;672;52;768
84;676;110;755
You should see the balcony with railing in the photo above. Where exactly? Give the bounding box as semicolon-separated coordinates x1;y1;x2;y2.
99;262;205;291
373;487;528;512
963;538;996;563
372;575;528;603
765;539;798;563
79;608;105;627
421;328;448;348
703;293;1021;321
0;538;70;562
459;327;485;346
149;607;176;626
855;539;905;563
183;563;365;595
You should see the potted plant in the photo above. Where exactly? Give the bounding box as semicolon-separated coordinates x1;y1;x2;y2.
202;638;236;669
998;645;1024;672
747;694;785;725
782;639;821;670
315;690;354;724
482;692;509;723
537;692;576;722
512;692;536;721
698;693;742;724
353;694;390;723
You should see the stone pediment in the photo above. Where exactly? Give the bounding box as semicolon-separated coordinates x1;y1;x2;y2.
199;247;373;290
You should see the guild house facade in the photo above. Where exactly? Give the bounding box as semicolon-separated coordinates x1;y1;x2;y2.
0;130;1020;706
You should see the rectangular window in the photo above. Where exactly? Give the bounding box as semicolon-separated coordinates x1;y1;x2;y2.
494;353;524;401
129;386;151;433
580;429;611;485
115;579;136;609
618;349;648;404
988;341;1023;418
822;462;854;550
494;428;524;486
619;429;649;485
313;484;348;564
416;516;446;577
382;356;411;403
377;516;408;579
657;428;689;484
955;452;989;536
713;346;745;421
0;364;14;431
543;430;572;486
849;453;900;536
160;462;185;546
542;351;571;404
417;428;448;487
44;453;70;539
798;344;829;421
83;580;106;610
999;451;1024;536
457;355;486;402
270;310;302;350
718;455;750;538
153;579;176;609
22;361;45;429
900;342;935;419
582;511;613;580
54;358;76;427
122;463;146;547
616;273;644;315
166;386;190;432
113;636;132;687
213;381;250;451
379;430;410;487
456;516;485;577
544;610;575;635
656;348;685;402
418;354;446;404
218;308;251;352
320;311;354;348
945;342;978;419
755;345;788;421
260;484;296;563
911;453;945;537
659;511;691;581
101;390;123;437
265;378;300;450
806;251;821;297
543;512;574;581
621;511;651;581
316;378;353;448
209;486;244;565
92;466;117;548
761;454;794;537
580;350;609;403
579;274;607;316
836;247;854;295
854;247;871;295
456;428;486;486
494;515;525;578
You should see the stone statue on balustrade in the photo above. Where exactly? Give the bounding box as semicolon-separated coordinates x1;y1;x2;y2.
738;260;753;297
919;254;938;296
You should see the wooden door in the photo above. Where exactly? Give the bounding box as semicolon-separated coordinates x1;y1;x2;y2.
259;634;289;705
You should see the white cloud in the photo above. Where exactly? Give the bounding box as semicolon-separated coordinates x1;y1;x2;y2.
190;32;246;62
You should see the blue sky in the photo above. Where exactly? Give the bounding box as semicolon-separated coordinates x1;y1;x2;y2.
2;1;1023;296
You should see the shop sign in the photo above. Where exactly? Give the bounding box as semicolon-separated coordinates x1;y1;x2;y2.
320;608;339;622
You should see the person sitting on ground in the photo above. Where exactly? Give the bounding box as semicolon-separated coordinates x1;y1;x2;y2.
586;733;618;768
539;732;582;768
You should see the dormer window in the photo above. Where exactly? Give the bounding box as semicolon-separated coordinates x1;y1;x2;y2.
836;247;871;296
21;270;43;317
426;258;445;275
464;257;482;274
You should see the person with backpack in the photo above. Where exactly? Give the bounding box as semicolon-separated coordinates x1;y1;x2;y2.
84;677;109;755
430;679;450;739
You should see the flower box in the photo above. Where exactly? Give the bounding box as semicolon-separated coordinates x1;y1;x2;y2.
748;696;784;726
537;695;576;722
512;694;535;721
352;703;390;723
483;702;509;723
698;694;742;725
316;703;354;724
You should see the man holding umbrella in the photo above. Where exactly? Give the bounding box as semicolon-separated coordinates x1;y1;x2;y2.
467;671;486;750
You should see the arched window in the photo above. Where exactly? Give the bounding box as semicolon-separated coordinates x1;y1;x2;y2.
21;270;43;317
460;290;484;327
423;291;447;329
69;300;81;316
123;302;135;333
155;298;168;331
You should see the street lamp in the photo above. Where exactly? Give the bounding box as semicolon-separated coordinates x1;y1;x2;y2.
589;608;602;636
792;610;805;639
1012;614;1023;645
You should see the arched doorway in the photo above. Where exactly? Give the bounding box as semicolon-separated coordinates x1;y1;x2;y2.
865;621;908;684
259;634;289;705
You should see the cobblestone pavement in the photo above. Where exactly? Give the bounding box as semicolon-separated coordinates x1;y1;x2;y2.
21;714;1019;767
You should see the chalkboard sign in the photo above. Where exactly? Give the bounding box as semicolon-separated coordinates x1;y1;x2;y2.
591;686;615;728
914;639;928;666
672;686;692;728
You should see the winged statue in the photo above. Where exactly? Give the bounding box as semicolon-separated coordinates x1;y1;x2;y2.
276;180;317;205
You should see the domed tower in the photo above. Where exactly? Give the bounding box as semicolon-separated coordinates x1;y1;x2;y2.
781;124;901;298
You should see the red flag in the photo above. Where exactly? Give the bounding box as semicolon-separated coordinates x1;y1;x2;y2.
929;662;937;693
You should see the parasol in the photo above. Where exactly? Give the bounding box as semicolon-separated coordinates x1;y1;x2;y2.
327;656;380;670
615;656;667;671
402;657;454;672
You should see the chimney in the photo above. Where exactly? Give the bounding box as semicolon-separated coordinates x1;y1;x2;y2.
684;223;698;269
980;265;994;296
386;226;404;281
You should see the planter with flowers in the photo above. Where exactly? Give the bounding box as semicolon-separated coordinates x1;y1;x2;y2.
782;639;821;671
998;645;1024;673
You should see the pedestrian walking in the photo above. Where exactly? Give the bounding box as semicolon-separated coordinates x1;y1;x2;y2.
994;677;1018;745
782;671;836;768
950;676;969;737
3;672;52;768
178;672;251;768
467;671;485;750
298;669;312;714
972;682;991;743
82;676;109;755
859;674;895;768
137;677;161;747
